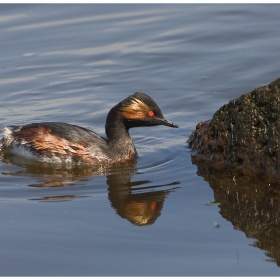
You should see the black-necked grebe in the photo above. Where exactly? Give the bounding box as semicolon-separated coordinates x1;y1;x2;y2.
0;92;178;164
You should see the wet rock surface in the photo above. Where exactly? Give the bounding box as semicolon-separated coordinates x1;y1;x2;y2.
188;77;280;179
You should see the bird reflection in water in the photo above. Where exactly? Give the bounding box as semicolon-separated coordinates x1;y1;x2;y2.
107;173;179;226
0;153;179;226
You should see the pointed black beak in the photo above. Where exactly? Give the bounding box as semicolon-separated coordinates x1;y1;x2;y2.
156;117;179;128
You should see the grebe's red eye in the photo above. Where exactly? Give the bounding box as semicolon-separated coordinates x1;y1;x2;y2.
148;110;154;117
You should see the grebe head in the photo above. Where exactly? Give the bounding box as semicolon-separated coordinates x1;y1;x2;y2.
113;92;178;129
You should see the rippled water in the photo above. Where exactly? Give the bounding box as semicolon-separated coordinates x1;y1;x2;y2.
1;4;280;276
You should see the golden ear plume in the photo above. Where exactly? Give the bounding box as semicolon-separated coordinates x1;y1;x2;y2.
117;97;150;119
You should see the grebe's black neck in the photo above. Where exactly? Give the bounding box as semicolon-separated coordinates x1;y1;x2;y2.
105;104;136;159
105;106;130;141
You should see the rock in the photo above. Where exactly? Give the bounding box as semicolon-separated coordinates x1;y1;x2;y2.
188;77;280;179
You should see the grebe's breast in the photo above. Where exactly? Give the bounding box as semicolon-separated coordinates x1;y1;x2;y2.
1;122;113;164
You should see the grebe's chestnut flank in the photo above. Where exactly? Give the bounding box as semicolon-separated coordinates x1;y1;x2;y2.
0;92;178;164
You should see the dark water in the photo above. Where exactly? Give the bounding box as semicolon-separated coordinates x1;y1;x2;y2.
1;4;280;276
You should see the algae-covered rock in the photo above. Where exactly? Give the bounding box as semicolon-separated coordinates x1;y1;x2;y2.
188;77;280;178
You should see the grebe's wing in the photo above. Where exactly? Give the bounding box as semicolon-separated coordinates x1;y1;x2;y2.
2;122;109;163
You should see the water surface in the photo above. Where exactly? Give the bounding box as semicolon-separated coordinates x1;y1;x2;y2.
1;4;280;276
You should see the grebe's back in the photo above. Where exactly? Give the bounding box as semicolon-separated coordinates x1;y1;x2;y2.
1;122;111;164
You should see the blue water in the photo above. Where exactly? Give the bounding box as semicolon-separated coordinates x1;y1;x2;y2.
0;4;280;276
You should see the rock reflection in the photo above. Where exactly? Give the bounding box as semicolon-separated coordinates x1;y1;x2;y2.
191;155;280;265
0;153;179;226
